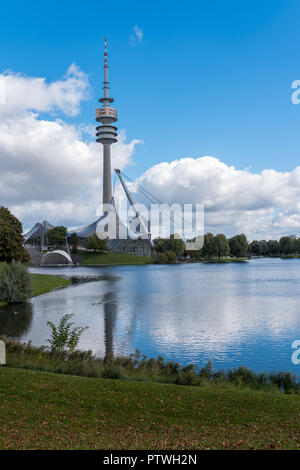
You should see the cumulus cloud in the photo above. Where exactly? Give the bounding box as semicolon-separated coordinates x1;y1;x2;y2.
129;25;144;46
133;156;300;240
0;66;141;231
0;64;89;117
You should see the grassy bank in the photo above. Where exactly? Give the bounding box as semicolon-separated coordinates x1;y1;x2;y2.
4;340;300;393
30;273;70;297
0;273;70;307
0;366;299;450
80;251;152;266
80;252;249;266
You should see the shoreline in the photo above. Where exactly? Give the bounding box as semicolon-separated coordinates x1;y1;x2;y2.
4;339;300;390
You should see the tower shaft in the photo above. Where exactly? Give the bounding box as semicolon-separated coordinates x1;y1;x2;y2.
96;37;118;206
103;144;112;204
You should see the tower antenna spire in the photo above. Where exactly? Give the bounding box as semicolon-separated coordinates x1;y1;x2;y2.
104;36;108;69
103;37;109;99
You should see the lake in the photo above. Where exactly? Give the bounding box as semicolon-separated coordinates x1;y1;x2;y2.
0;258;300;376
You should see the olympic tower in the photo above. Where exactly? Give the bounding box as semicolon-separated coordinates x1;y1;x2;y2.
96;38;118;205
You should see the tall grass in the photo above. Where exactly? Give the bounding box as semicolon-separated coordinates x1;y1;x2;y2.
2;338;299;394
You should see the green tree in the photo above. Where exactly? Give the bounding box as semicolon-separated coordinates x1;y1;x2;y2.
47;226;67;246
153;238;167;253
294;238;300;254
279;236;295;255
214;234;229;259
68;233;79;254
0;206;29;263
260;240;269;256
201;233;216;258
168;234;185;256
84;234;108;253
248;240;262;256
267;240;280;256
229;234;248;258
153;234;185;256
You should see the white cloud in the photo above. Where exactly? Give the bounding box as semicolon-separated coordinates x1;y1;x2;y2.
129;25;144;46
0;63;90;117
134;156;300;240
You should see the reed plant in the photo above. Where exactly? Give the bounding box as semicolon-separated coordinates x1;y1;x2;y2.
2;337;299;394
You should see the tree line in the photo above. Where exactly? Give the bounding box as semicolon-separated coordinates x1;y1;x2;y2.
153;233;249;262
154;233;300;261
248;236;300;256
186;233;249;260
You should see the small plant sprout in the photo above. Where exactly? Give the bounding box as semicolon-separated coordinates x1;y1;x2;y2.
47;314;89;356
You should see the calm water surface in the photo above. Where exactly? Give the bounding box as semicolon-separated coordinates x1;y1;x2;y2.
0;258;300;375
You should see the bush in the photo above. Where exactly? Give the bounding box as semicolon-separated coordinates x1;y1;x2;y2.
47;314;89;356
101;366;123;379
0;261;31;303
84;234;107;253
269;371;298;393
155;250;177;264
175;370;197;386
199;360;213;379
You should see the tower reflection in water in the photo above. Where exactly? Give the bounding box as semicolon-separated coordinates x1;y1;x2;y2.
103;291;117;357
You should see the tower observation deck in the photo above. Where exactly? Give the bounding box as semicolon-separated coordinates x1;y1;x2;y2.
96;37;117;204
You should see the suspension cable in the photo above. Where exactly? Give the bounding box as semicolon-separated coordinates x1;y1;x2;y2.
118;170;202;238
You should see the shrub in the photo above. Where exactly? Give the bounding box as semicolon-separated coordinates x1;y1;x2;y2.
199;360;213;379
175;370;197;386
0;261;31;303
101;366;123;379
269;371;298;393
47;314;89;356
155;250;177;264
165;361;180;375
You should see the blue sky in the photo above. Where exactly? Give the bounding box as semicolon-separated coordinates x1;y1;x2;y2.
2;0;300;238
1;0;300;176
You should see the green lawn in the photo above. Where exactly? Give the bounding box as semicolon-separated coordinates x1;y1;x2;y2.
30;273;70;297
81;251;152;265
0;367;299;450
0;273;70;306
